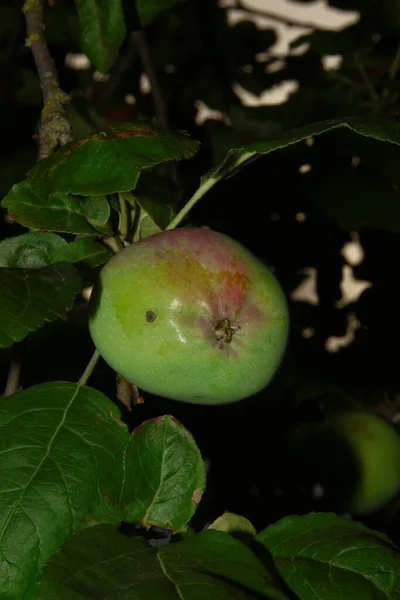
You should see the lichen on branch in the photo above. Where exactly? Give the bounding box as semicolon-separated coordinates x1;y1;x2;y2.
23;0;73;158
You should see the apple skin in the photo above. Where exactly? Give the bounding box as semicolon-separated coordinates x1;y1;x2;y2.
89;227;289;404
325;411;400;514
289;410;400;514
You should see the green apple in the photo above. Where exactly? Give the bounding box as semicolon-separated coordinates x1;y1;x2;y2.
325;411;400;514
89;227;289;404
289;410;400;514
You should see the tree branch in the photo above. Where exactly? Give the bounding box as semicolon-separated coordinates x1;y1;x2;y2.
23;0;73;158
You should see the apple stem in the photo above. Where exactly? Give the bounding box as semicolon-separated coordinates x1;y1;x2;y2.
166;176;218;230
78;348;101;387
166;150;256;230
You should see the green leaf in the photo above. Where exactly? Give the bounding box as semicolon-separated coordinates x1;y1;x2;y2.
74;0;126;73
203;115;400;184
0;263;80;348
38;525;289;599
52;238;112;268
135;195;176;239
0;382;129;600
0;232;67;268
38;525;177;599
136;0;185;26
2;182;111;236
209;511;257;537
158;529;289;599
120;416;206;532
0;233;111;271
28;123;199;198
1;125;199;235
256;512;400;600
129;171;179;238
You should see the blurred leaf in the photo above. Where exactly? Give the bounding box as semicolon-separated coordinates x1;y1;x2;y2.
2;182;111;236
74;0;126;73
137;0;186;26
39;526;290;599
209;511;257;537
52;237;112;268
0;232;67;268
0;383;128;599
0;263;80;348
256;512;400;600
311;167;400;232
120;416;206;532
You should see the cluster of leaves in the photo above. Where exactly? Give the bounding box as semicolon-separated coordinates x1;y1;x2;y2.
1;0;400;598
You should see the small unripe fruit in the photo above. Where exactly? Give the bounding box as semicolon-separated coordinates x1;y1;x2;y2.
289;410;400;514
89;228;289;404
326;411;400;514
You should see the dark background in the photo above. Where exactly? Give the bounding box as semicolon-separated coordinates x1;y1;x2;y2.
1;0;400;542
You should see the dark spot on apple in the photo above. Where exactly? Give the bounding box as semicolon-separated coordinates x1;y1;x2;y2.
146;310;157;323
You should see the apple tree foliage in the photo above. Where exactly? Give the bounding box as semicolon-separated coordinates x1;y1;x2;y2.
0;0;400;598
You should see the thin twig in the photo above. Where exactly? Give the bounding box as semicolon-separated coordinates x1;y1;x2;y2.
23;0;73;158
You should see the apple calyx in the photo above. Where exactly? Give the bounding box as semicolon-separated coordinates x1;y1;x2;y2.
214;318;240;344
